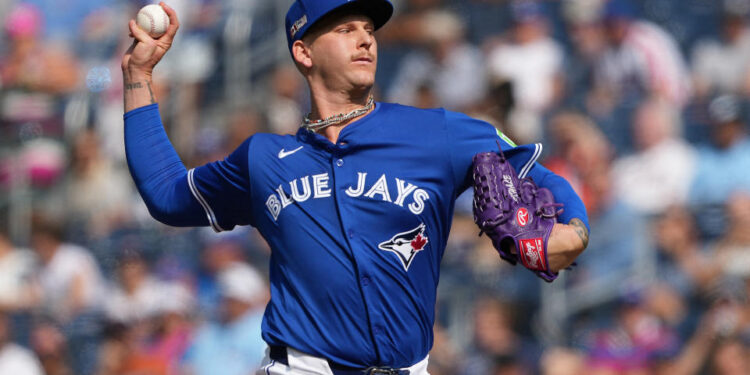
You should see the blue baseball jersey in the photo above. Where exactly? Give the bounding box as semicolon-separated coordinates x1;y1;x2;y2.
124;101;587;368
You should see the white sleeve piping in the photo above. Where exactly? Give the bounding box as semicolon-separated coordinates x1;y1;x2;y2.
187;168;225;232
518;143;542;179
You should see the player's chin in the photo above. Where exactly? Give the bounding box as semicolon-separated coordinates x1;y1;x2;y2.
348;71;376;89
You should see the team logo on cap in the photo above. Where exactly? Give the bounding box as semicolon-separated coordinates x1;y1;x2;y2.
378;223;429;271
290;15;307;37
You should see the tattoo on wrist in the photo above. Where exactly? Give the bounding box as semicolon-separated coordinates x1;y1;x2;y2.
146;81;156;104
570;218;589;248
125;82;143;90
124;80;156;104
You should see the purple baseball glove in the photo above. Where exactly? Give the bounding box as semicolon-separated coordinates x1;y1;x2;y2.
472;143;562;282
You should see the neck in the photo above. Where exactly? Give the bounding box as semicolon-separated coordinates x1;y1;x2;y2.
307;87;374;144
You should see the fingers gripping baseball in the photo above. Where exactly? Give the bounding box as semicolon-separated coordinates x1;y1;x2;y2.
122;2;180;76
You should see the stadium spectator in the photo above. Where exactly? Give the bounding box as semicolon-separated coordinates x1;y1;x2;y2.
116;283;194;375
386;9;486;110
21;0;118;44
544;111;612;217
0;3;80;137
0;310;44;375
460;297;539;375
181;262;268;375
540;347;585;375
710;337;750;375
103;249;169;324
424;324;460;375
31;215;104;375
583;289;679;374
30;319;72;375
222;105;265;156
689;94;750;206
546;113;648;286
559;0;607;112
376;0;444;46
485;0;564;143
194;234;249;319
653;205;719;299
266;64;306;135
0;3;79;93
31;215;103;323
612;97;696;215
95;322;131;375
47;129;134;241
158;0;220;161
708;192;750;283
0;225;40;312
691;0;750;98
594;0;691;109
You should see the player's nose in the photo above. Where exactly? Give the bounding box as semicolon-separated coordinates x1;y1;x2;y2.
355;28;374;50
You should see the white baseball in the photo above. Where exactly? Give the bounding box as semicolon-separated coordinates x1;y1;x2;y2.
136;4;170;38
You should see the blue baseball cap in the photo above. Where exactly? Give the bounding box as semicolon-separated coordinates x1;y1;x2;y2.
285;0;394;52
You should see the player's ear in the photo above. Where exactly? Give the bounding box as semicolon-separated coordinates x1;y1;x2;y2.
292;40;313;69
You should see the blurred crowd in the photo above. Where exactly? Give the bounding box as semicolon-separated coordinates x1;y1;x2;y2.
1;0;750;374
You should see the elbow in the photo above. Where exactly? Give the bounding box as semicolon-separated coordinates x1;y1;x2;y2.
134;173;193;227
139;185;189;226
144;199;180;226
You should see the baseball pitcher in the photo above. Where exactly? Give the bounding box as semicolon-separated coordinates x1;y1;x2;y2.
121;1;590;374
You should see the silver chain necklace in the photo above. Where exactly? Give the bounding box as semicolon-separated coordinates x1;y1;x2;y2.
302;95;374;132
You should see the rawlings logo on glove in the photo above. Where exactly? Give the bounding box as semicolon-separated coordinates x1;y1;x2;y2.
472;142;562;282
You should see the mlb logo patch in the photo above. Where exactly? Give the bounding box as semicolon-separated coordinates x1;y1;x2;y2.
290;15;307;37
519;238;545;270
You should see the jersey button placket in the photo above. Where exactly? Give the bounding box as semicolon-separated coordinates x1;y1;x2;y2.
329;152;383;356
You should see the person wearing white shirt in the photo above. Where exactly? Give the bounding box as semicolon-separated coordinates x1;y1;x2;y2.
0;311;44;375
612;97;696;215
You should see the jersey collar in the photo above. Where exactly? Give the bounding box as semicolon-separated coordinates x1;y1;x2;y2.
296;101;382;154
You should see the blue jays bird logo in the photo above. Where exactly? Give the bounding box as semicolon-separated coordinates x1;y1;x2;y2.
378;224;429;271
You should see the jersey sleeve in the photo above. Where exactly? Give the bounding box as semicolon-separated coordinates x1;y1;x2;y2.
526;163;590;232
124;104;208;227
444;110;534;192
189;138;255;231
124;104;254;232
444;110;589;231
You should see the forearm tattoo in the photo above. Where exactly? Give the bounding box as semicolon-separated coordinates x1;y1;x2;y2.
124;81;156;104
570;218;589;248
146;81;156;104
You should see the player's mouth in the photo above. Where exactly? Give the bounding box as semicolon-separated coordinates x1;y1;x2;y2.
352;55;374;64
